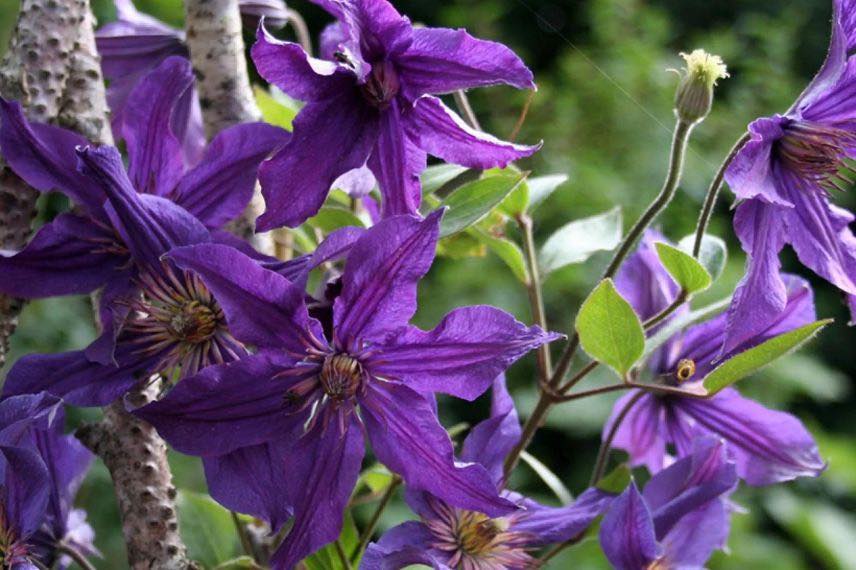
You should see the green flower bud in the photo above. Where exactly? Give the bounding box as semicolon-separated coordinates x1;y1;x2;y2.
673;49;729;124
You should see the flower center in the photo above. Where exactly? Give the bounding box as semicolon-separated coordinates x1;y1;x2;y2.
167;300;219;344
360;61;400;108
320;354;364;401
456;511;505;556
778;120;856;191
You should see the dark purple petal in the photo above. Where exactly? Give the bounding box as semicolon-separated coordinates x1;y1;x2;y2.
361;521;443;570
361;382;515;517
257;94;379;230
315;0;413;61
397;26;534;98
722;200;788;355
0;213;126;299
334;211;441;347
168;243;321;352
0;99;104;212
34;425;93;539
85;272;138;366
368;306;558;401
605;391;668;474
0;393;62;447
135;352;307;456
123;57;193;196
658;499;730;568
251;25;355;102
173;122;290;228
203;440;293;531
599;482;659;570
319;21;348;61
724;116;793;206
0;445;50;538
405;95;539;169
515;487;614;546
270;414;365;569
460;375;520;482
367;99;425;216
677;388;825;486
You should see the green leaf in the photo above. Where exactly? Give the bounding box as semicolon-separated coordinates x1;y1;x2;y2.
497;177;530;217
527;174;569;211
520;450;573;505
359;463;394;494
438;172;527;237
677;233;727;282
304;511;359;570
306;206;365;233
214;556;263;570
177;490;241;567
421;164;469;195
254;86;299;130
703;319;832;395
575;279;645;376
595;463;632;494
473;230;528;282
655;242;712;294
538;207;622;276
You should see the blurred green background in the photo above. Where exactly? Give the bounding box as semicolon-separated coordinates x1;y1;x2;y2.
2;0;855;567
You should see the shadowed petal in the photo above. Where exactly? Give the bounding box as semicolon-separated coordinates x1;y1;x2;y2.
605;391;668;474
515;487;614;546
0;213;126;299
361;382;515;517
460;375;521;482
368;306;558;401
361;521;444;570
599;482;659;570
85;272;138;366
724;116;793;206
270;413;365;569
405;96;539;169
257;94;379;230
122;56;193;196
168;243;321;352
136;352;308;456
658;500;730;568
0;445;50;538
173;122;290;228
34;425;93;539
334;211;441;347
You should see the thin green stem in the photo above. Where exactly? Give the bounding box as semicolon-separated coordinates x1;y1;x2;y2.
692;132;751;257
519;214;552;381
642;290;687;330
556;359;599;394
548;381;627;403
334;539;353;570
351;476;402;563
56;543;97;570
454;90;482;130
589;391;645;486
231;511;255;560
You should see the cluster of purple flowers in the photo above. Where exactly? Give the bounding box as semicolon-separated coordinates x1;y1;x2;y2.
0;0;851;567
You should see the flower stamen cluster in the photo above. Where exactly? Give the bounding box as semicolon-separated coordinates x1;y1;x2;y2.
777;120;856;192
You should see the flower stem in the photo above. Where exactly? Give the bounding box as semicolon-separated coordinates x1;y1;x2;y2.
691;132;751;257
56;542;97;570
518;214;552;381
454;90;482;130
351;476;402;563
642;290;687;330
589;391;645;486
231;511;255;559
334;539;353;570
287;9;313;54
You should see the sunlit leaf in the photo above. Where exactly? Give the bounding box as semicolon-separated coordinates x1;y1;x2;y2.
595;463;632;494
306;206;365;233
254;86;299;130
438;172;528;237
473;230;528;282
527;174;569;211
655;242;711;294
539;207;622;276
421;163;469;195
677;233;727;282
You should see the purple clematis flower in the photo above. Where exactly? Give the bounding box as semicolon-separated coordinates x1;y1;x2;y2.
136;211;559;568
604;232;825;485
0;393;96;569
96;0;289;158
599;437;738;570
722;0;856;351
250;0;540;229
362;376;614;570
0;57;290;406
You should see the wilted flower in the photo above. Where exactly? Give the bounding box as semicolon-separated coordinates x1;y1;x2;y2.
137;211;560;567
250;0;540;229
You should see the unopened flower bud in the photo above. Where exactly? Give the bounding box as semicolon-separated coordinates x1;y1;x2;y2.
673;49;729;124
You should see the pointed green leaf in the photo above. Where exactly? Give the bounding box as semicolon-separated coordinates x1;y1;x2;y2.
306;206;365;233
539;207;622;276
421;164;469;195
575;279;645;376
677;233;727;282
527;174;569;211
703;319;832;395
655;242;712;294
520;451;573;505
254;86;299;130
473;230;528;282
176;490;242;566
438;172;527;237
596;463;632;494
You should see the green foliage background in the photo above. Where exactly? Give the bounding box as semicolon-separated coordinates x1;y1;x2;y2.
1;0;855;567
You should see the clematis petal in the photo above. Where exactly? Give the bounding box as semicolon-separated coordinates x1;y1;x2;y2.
724;116;793;206
361;382;515;517
677;388;825;486
0;99;104;212
405;96;540;169
256;94;379;230
361;521;444;570
605;391;668;474
333;210;441;347
0;445;50;538
0;213;126;299
658;499;731;568
251;25;355;102
0;393;63;446
270;413;365;569
203;439;294;531
615;230;680;321
459;375;521;482
722;200;789;355
34;425;93;538
85;271;138;366
168;243;322;352
312;0;413;61
599;482;659;570
332;165;376;199
367;99;425;217
122;56;192;197
173;122;290;229
515;487;614;546
397;26;534;98
135;352;308;456
367;306;559;401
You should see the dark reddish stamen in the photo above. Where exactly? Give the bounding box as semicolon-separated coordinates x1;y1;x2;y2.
778;120;856;192
360;61;400;109
319;353;365;401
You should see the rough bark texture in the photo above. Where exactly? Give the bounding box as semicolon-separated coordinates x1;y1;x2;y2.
184;0;275;253
77;384;197;570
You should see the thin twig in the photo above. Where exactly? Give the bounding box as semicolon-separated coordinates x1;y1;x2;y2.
453;90;482;131
351;476;402;563
334;539;353;570
589;391;645;486
642;290;687;330
231;511;255;559
287;9;312;54
518;214;552;381
56;543;97;570
509;89;536;141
